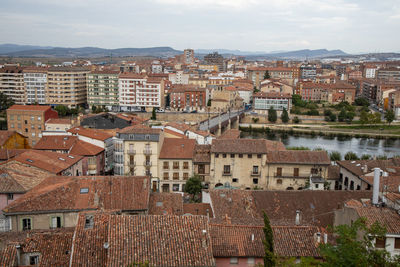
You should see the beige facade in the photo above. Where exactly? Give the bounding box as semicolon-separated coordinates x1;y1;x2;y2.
159;159;193;192
188;78;209;88
0;66;25;105
47;67;90;108
10;212;79;232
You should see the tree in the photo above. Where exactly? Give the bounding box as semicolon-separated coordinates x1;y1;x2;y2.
268;107;277;123
319;218;396;267
281;108;289;123
55;105;68;116
292;94;306;107
184;175;203;202
92;105;97;113
338;108;347;122
264;70;271;80
344;151;359;160
253;86;260;93
292;116;301;124
263;211;275;267
329;151;341;161
385;110;395;125
345;111;355;123
359;111;369;125
252;117;259;123
373;112;382;124
354;97;370;106
329;113;337;122
151;107;156;120
0;92;14;111
361;154;371;160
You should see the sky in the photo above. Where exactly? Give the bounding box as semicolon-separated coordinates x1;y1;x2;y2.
0;0;399;54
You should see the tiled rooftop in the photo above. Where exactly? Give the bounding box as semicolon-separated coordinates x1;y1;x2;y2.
266;150;330;165
159;138;196;159
211;139;285;154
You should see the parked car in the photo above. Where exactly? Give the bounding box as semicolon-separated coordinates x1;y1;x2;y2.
156;108;165;113
190;110;197;113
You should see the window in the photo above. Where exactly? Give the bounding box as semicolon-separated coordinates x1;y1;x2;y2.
248;257;255;265
223;154;227;158
223;165;231;175
24;120;28;124
375;237;386;248
277;179;283;185
215;153;219;158
238;154;243;158
183;173;189;180
395;238;400;249
9;115;14;120
277;167;282;176
22;218;32;231
253;166;259;174
31;116;35;121
311;168;318;174
294;168;299;177
30;255;39;265
257;154;262;158
162;184;170;192
51;216;62;228
315;184;319;188
232;178;238;183
7;193;13;200
230;257;238;264
173;172;179;180
173;161;179;169
248;154;252;158
10;123;14;128
172;184;180;192
80;188;89;194
163;162;169;170
230;154;235;158
84;215;94;229
17;115;21;121
31;124;35;129
253;178;258;184
183;161;189;169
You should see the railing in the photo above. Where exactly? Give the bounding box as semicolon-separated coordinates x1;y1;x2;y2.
129;161;136;166
144;161;152;167
143;149;152;155
127;149;136;155
274;173;312;179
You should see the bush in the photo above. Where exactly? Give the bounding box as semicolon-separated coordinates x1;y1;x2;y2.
306;109;319;116
292;116;301;124
330;151;342;161
344;151;359;160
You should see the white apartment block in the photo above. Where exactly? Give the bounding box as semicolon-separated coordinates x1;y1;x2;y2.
23;68;48;104
169;71;189;84
119;74;165;111
365;68;376;79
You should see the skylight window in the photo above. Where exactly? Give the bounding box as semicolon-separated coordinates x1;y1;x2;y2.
26;159;33;163
58;157;66;161
80;188;89;194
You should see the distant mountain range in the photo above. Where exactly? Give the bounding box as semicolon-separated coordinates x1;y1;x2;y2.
0;44;377;60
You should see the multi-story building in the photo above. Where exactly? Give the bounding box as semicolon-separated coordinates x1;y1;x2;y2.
114;125;164;191
248;67;295;89
46;67;90;108
87;70;119;110
168;71;189;84
0;66;25;105
361;79;378;103
7;105;58;146
158;138;196;192
193;144;211;186
298;81;356;103
170;85;207;111
253;92;292;114
204;52;224;71
118;74;165;111
300;64;317;80
210;139;286;189
23;67;48;104
377;68;400;82
183;49;195;64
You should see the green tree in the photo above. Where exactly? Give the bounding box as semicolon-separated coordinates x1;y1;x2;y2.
55;105;68;116
263;211;275;267
319;218;396;267
268;107;277;123
252;117;259;123
292;116;301;124
385;110;395;125
344;151;359;160
345;111;355;123
354;97;370;106
330;151;342;161
359;111;369;125
338;108;347;122
281;108;289;123
373;112;382;124
264;70;271;80
92;105;97;113
0;92;14;111
292;94;305;107
151;107;156;120
361;154;371;160
254;86;260;93
329;113;337;122
184;175;203;202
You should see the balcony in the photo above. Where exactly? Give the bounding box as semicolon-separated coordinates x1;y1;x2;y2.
144;161;152;167
143;149;152;155
129;161;136;167
274;173;308;179
127;149;136;155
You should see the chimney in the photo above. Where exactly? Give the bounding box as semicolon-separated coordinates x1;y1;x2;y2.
363;164;368;174
372;168;381;205
202;229;208;248
323;233;328;244
315;232;321;243
251;234;255;242
295;210;301;225
224;214;231;225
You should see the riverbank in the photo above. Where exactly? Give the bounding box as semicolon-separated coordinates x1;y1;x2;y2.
239;123;400;139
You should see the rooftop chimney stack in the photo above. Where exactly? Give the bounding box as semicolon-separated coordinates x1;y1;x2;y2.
295;210;300;225
316;232;321;243
323;233;328;244
372;168;381;205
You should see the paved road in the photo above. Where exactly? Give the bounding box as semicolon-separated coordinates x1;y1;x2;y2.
199;110;244;131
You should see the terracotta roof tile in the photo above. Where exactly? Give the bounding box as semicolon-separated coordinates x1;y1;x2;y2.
33;135;78;151
0;244;17;266
69;140;104;156
183;203;213;217
210;224;321;258
211;139;285;154
118;124;161;134
45;118;72;124
7;105;52;111
11;150;83;174
3;176;150;214
159;138;196;159
68;127;113;141
267;151;330;165
165;122;191;133
0;131;17;146
193;144;211;163
148;193;184;215
217;129;241;140
0;149;28;161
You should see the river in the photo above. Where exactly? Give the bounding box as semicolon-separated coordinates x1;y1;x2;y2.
241;132;400;158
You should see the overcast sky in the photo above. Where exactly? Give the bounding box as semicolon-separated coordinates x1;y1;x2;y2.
0;0;399;53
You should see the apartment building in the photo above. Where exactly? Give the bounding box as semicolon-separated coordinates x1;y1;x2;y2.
87;70;119;110
0;66;25;105
23;67;48;104
169;71;189;84
248;67;295;89
300;64;317;80
204;52;224;71
46;67;90;108
297;81;356;103
183;49;195;64
170;85;207;111
210;139;286;189
6;105;58;146
118;73;165;111
253;92;292;114
377;68;400;82
158;138;196;193
114;125;164;191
